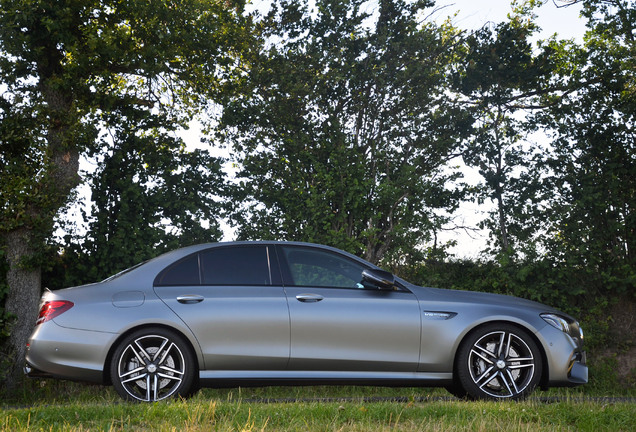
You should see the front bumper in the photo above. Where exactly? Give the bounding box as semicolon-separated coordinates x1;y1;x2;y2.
537;324;587;387
567;350;588;385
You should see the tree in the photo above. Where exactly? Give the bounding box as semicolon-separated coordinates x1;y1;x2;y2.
536;0;636;296
53;110;226;288
0;0;252;388
453;3;561;258
218;0;469;264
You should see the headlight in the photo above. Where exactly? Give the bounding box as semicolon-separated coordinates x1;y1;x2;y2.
541;313;571;333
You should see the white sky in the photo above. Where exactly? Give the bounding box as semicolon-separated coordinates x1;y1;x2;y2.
438;0;586;39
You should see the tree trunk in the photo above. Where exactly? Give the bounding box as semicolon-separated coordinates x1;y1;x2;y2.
1;81;78;390
3;228;41;390
496;192;510;252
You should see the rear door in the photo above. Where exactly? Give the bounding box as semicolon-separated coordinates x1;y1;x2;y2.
153;245;290;371
278;245;421;372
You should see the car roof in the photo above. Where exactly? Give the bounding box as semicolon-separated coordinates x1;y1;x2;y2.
106;241;378;285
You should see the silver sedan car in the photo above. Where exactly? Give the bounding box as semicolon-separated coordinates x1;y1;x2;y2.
25;241;587;401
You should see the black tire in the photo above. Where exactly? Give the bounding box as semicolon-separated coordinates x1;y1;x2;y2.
455;323;542;400
445;380;468;399
110;328;196;402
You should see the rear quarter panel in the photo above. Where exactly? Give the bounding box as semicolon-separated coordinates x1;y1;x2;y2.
35;281;204;380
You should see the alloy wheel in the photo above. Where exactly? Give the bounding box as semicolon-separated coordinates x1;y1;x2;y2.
468;330;535;398
113;332;190;402
456;324;542;400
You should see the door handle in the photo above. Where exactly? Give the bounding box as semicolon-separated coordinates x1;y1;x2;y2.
176;295;204;304
295;294;324;303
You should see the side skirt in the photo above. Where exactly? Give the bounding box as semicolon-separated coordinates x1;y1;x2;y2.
199;371;452;388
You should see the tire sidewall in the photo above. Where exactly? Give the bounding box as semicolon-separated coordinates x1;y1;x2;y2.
110;327;196;402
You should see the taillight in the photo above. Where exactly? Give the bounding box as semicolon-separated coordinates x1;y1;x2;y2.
35;300;74;325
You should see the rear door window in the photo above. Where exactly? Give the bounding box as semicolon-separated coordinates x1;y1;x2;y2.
200;245;271;286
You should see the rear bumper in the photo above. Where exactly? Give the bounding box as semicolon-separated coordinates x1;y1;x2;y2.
25;320;117;384
24;364;54;379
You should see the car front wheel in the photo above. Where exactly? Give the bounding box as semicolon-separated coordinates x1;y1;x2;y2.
456;323;542;400
110;328;196;402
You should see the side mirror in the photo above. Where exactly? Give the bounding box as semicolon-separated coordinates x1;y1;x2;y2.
361;269;395;290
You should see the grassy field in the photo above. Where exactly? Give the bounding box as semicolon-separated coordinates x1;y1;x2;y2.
2;383;635;431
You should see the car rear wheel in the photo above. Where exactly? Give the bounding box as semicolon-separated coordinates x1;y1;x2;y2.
110;328;196;402
456;323;542;400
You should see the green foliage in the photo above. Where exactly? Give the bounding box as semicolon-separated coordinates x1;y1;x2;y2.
531;0;636;298
1;0;254;250
218;0;469;264
47;124;226;287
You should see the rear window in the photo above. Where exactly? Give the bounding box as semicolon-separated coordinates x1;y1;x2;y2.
154;254;200;286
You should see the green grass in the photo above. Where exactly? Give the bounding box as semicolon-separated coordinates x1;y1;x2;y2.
1;383;635;431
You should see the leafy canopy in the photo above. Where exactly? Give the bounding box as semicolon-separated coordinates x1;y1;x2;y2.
218;0;469;264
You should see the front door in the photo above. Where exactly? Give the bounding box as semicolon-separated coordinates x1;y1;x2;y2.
278;245;421;372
